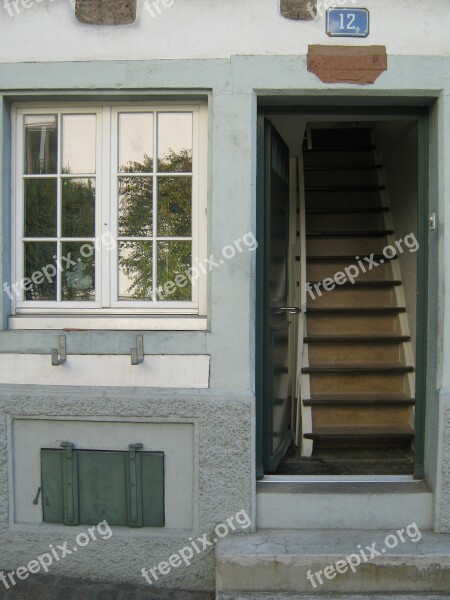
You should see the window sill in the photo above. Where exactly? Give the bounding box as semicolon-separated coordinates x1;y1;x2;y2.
8;315;208;331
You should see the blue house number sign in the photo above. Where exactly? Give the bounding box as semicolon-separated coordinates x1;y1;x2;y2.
326;8;369;38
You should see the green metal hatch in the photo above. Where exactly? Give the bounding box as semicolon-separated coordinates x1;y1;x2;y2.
40;442;165;527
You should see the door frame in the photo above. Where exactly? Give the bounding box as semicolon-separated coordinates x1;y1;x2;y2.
256;105;430;480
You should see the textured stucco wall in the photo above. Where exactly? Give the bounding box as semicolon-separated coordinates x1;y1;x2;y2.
0;385;255;590
434;393;450;533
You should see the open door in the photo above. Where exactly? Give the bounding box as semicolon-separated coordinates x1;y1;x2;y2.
260;120;300;473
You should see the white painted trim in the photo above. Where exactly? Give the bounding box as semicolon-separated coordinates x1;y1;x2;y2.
11;101;208;320
9;315;208;331
0;353;210;387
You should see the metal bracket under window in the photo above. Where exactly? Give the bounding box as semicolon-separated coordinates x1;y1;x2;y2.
51;335;66;366
131;335;144;365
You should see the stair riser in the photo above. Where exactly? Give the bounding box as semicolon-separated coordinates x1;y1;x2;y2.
306;314;401;335
307;237;389;255
312;406;413;428
307;261;393;282
308;343;402;364
306;193;382;210
305;170;380;187
310;373;408;395
304;149;375;167
307;288;396;309
307;213;385;231
310;128;373;147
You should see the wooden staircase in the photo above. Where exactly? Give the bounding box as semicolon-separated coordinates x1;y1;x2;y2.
301;127;415;450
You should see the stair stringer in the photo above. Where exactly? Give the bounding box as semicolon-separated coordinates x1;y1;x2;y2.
295;150;313;457
373;136;416;412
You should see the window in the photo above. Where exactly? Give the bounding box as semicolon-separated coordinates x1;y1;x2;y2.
12;104;207;320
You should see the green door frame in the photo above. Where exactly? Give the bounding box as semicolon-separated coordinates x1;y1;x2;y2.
256;104;429;480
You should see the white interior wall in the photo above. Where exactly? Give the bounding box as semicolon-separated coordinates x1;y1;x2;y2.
376;121;418;354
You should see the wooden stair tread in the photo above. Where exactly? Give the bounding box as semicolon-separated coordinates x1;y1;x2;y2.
305;185;385;192
307;307;406;314
306;230;393;237
306;254;398;262
302;364;414;374
304;165;382;171
307;280;401;288
304;335;411;343
305;207;389;214
304;146;376;152
304;394;415;406
304;426;414;440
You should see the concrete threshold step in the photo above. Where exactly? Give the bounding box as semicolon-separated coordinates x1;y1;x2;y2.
216;529;450;596
218;594;449;600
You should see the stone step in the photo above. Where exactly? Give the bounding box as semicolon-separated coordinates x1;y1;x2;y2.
218;594;449;600
216;529;450;596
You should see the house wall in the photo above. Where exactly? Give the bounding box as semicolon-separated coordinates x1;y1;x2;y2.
0;0;450;591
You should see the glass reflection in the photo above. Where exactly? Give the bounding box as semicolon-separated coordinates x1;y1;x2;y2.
25;179;57;238
24;115;57;175
157;241;192;301
158;113;192;172
61;242;95;301
118;241;153;300
62;115;96;174
62;178;96;238
119;113;153;173
157;176;192;237
24;242;57;301
118;177;153;237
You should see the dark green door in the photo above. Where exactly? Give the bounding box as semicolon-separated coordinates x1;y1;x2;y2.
260;120;296;473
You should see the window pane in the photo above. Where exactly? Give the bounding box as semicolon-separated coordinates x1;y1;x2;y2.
25;179;57;238
62;115;96;174
24;115;57;175
157;113;192;173
118;176;153;237
118;241;152;301
24;242;57;301
62;178;96;238
61;242;95;301
119;113;153;173
157;241;192;301
157;176;192;237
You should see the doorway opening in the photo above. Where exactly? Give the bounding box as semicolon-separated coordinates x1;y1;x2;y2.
256;110;428;478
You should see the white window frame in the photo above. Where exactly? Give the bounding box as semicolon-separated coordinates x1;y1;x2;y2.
10;102;208;330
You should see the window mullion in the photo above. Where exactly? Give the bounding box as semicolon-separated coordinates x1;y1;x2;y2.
101;106;111;308
152;112;158;303
56;112;62;303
